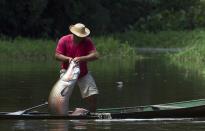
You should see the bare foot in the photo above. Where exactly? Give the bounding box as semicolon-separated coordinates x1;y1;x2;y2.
70;108;90;116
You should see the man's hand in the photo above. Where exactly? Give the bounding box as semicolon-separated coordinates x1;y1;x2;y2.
73;57;83;63
73;51;99;63
67;57;73;63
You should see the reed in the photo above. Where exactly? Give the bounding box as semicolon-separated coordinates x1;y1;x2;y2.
116;29;205;66
165;29;205;73
116;29;202;48
0;37;56;61
114;29;205;73
2;29;205;62
93;36;137;58
0;36;138;61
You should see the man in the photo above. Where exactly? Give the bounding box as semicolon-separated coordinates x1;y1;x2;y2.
55;23;99;112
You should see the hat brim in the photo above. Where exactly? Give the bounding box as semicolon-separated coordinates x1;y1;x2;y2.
69;25;90;37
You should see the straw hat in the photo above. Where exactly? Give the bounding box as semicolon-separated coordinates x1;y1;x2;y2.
69;23;90;37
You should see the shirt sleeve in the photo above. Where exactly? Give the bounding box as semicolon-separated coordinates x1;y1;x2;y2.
86;38;96;54
56;37;66;55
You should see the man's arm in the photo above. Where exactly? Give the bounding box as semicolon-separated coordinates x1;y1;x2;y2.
73;51;100;63
55;53;73;63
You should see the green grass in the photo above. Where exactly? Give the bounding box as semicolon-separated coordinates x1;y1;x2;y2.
167;40;205;74
1;29;205;64
166;29;205;63
0;37;56;62
115;29;205;74
93;36;137;58
157;29;205;74
0;36;139;62
116;29;205;48
116;28;205;68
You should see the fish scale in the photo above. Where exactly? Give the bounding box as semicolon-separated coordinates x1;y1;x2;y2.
48;61;80;115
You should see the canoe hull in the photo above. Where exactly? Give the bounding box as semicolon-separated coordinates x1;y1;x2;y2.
2;99;205;120
111;105;205;119
1;105;205;120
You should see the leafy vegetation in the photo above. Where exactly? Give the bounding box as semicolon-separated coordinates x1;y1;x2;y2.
2;29;205;62
115;30;197;48
0;0;204;38
93;36;137;58
167;30;205;65
0;36;138;61
0;37;56;61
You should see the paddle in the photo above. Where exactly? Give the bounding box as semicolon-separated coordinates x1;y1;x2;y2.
7;102;48;115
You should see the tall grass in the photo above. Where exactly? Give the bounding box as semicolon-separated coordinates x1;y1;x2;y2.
0;36;139;61
115;29;205;71
164;29;205;74
93;36;137;59
0;37;56;62
114;29;205;74
167;39;205;73
2;29;205;63
167;29;205;62
116;29;205;48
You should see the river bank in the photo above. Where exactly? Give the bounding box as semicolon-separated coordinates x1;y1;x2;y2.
0;29;205;64
0;36;137;62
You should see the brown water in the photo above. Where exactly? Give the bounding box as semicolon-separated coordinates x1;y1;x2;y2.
1;57;205;130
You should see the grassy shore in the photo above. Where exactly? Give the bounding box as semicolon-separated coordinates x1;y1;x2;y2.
0;36;138;62
1;29;205;64
116;29;205;48
163;29;205;72
116;29;205;68
0;37;56;61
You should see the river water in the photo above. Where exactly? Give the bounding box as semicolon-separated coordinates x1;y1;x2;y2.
1;55;205;130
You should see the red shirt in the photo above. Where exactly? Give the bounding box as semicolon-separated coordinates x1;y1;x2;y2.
56;34;96;78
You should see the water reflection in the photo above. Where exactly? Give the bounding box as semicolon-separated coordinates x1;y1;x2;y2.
7;118;205;131
1;57;205;130
11;120;95;131
71;120;93;130
1;57;205;110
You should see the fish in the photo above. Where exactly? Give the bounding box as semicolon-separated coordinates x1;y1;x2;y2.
48;61;80;115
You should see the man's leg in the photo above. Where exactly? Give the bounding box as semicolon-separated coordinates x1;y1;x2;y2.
84;94;97;112
77;73;99;112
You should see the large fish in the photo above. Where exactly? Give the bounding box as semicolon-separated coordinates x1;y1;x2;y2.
48;61;80;115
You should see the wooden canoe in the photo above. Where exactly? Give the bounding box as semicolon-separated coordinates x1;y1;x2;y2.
1;99;205;120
